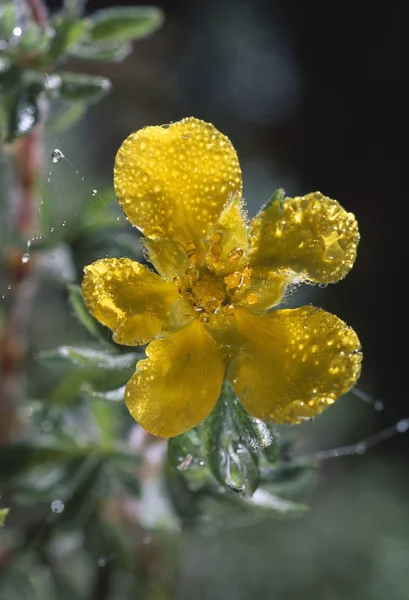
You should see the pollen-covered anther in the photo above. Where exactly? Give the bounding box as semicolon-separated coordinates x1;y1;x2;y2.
224;271;242;289
211;243;223;257
245;292;260;305
185;241;197;262
227;247;244;265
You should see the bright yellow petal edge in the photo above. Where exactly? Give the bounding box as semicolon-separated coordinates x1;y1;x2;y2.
82;117;362;437
114;117;242;252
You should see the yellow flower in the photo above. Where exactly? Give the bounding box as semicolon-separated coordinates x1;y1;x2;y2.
82;117;362;438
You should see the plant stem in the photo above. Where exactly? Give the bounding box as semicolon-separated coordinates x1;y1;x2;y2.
0;0;48;441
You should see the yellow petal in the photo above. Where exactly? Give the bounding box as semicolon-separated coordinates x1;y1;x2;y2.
237;267;292;313
249;192;359;283
142;237;190;281
206;194;249;274
82;258;191;345
114;117;242;250
228;306;362;424
125;320;225;437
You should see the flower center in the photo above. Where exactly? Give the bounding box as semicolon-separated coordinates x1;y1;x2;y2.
174;240;257;323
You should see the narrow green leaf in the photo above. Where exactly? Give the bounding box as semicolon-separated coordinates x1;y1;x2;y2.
246;488;309;515
48;16;87;60
0;508;9;526
87;6;164;43
38;345;141;369
0;4;16;39
59;71;111;102
90;399;118;444
69;40;132;62
67;284;110;345
82;385;125;402
0;443;81;481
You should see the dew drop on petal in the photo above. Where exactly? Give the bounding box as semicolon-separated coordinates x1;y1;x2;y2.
21;253;30;263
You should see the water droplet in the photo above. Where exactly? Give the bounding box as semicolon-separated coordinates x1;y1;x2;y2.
21;253;30;263
51;499;64;513
92;189;97;196
397;419;409;433
51;149;64;163
62;221;66;227
50;227;55;232
97;557;107;567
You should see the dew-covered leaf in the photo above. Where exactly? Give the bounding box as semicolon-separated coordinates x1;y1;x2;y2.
82;385;125;402
87;6;164;43
58;72;111;102
38;345;141;369
245;488;309;516
47;16;87;60
69;40;133;62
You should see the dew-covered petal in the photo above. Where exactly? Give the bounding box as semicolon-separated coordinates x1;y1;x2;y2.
125;320;225;437
249;192;359;284
82;258;192;345
142;237;190;281
237;267;293;313
206;194;249;275
114;117;242;249
228;306;362;424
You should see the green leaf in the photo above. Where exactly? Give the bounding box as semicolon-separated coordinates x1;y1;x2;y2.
202;382;275;494
69;40;133;62
90;399;118;444
245;488;309;516
38;345;141;369
258;187;286;214
82;385;125;402
58;71;111;102
0;443;80;481
87;6;164;43
7;85;40;140
67;284;111;345
47;16;87;60
0;508;9;526
0;4;16;40
18;23;42;53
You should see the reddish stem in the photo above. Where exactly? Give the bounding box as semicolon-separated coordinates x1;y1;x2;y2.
26;0;48;29
0;0;49;441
